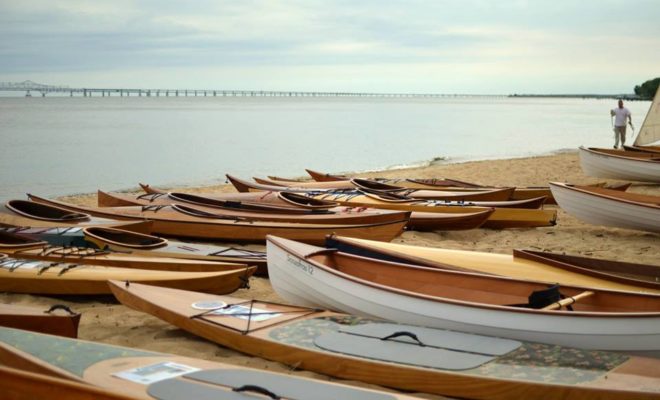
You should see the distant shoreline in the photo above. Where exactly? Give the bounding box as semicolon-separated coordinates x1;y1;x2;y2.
0;91;643;100
509;94;642;100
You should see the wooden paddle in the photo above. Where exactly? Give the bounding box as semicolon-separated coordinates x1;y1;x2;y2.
542;291;594;310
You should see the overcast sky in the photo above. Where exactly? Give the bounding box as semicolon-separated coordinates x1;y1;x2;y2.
1;0;658;94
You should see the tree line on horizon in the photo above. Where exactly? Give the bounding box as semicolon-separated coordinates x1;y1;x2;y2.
634;77;660;100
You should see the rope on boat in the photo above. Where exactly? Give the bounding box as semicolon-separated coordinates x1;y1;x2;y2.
191;299;322;335
137;193;167;201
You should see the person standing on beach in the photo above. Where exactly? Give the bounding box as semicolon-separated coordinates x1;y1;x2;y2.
610;99;632;149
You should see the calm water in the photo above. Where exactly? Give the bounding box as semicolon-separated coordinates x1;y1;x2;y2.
0;96;651;202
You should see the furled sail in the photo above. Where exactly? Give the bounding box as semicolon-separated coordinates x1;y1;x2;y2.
634;86;660;146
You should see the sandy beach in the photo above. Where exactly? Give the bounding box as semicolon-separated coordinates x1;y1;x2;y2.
2;150;659;399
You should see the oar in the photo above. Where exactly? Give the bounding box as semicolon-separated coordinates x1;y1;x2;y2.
542;290;594;311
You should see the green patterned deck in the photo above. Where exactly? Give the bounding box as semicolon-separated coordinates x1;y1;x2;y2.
268;316;629;385
0;327;158;377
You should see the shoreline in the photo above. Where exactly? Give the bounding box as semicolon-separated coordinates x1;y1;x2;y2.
4;151;659;400
58;148;583;202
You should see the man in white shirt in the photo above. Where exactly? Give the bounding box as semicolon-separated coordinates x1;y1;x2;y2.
610;99;632;149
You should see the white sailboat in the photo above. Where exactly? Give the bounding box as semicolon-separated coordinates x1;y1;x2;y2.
579;86;660;182
626;85;660;153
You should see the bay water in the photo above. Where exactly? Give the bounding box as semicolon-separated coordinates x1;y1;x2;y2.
0;95;651;202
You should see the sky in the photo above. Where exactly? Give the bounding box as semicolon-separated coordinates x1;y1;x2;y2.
0;0;659;94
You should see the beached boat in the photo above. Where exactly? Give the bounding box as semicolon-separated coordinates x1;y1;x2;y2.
4;225;268;276
0;255;253;295
1;200;154;233
306;168;482;186
305;169;558;203
110;281;660;399
256;176;517;201
225;176;557;228
138;184;497;231
579;147;660;182
347;185;548;209
325;235;660;293
267;236;660;354
0;304;80;338
140;183;340;209
97;190;412;225
0;230;246;272
102;190;331;214
350;178;516;201
0;364;138;400
26;195;408;244
625;86;660;153
303;191;556;229
549;182;660;233
0;327;419;400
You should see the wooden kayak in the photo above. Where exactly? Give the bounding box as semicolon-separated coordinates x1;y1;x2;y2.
0;327;421;400
306;168;483;187
549;182;660;233
0;365;139;400
350;178;516;201
348;187;548;209
267;236;660;354
26;195;409;244
110;281;660;400
97;190;412;225
1;201;154;233
139;185;496;231
256;176;517;201
140;183;340;209
304;169;558;203
0;256;254;295
325;235;660;293
0;304;80;338
103;190;329;214
0;230;246;273
1;225;269;276
225;176;557;228
305;191;557;229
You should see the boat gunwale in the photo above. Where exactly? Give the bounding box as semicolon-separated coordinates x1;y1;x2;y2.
549;182;660;210
268;236;660;318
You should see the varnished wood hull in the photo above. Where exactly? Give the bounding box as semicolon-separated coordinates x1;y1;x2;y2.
0;207;153;233
110;281;660;400
0;327;419;400
138;186;496;231
406;209;493;231
0;229;247;272
0;304;80;338
0;365;138;400
27;195;408;244
267;236;660;353
0;256;254;295
97;190;410;225
224;177;557;228
307;192;556;229
325;235;660;293
0;226;269;275
305;169;558;204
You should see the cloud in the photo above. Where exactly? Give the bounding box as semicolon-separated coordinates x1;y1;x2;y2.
0;0;658;92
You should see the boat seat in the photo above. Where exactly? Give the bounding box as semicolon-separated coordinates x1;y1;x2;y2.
149;369;395;400
313;323;520;371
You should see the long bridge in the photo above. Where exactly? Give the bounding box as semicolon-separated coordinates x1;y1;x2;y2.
0;80;504;98
0;81;639;100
